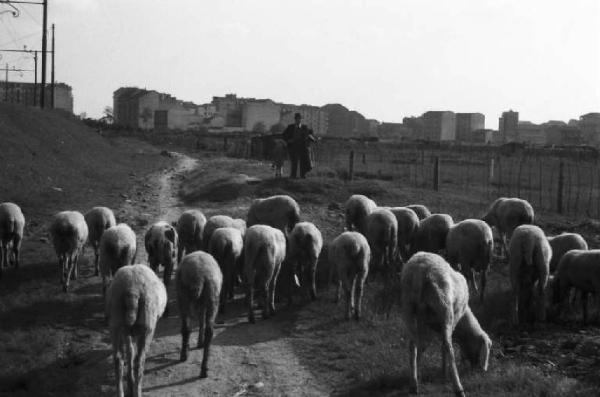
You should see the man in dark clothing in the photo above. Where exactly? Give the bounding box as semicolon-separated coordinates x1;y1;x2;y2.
282;113;316;179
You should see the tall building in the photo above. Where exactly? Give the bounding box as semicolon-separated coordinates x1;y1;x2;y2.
455;113;485;141
579;113;600;145
0;81;73;113
280;104;328;136
422;111;456;141
211;94;248;127
241;99;281;132
321;103;369;137
498;110;519;142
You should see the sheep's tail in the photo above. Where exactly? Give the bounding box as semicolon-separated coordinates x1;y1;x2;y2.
245;239;263;277
123;292;140;327
1;217;16;235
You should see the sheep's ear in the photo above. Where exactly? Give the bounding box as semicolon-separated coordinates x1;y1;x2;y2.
479;337;491;372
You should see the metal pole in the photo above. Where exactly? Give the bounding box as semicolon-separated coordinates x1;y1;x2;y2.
33;51;38;106
40;0;47;108
51;23;55;108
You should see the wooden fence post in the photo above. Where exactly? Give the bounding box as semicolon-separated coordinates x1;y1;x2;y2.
557;160;564;214
348;150;355;181
433;156;440;191
489;157;495;182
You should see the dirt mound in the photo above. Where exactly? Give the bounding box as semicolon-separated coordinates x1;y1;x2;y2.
180;173;261;202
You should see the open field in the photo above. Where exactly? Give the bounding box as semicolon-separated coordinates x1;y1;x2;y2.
1;109;600;396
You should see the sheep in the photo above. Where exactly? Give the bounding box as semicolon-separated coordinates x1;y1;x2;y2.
176;209;207;263
328;231;370;320
388;207;419;263
176;251;222;378
246;195;300;235
144;221;178;315
207;227;243;314
446;219;494;302
287;222;323;303
365;208;398;278
548;233;588;273
49;211;89;292
106;264;166;397
0;202;25;277
244;224;286;323
344;194;377;234
271;138;287;178
482;197;534;254
550;249;600;323
509;224;551;325
99;223;137;297
401;252;492;396
406;204;431;220
410;213;454;256
84;206;116;276
202;215;246;250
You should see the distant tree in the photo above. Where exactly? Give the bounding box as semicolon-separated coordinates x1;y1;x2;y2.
140;107;153;125
100;106;114;124
269;122;285;134
252;121;266;134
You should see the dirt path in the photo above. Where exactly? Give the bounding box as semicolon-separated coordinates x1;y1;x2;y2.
132;152;330;397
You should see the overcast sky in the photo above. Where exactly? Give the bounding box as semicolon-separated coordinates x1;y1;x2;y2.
2;0;599;126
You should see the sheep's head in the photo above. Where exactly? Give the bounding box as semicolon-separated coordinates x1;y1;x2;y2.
461;332;492;371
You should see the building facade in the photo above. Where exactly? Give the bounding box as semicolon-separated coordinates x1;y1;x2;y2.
1;81;73;112
455;113;485;141
422;111;456;141
280;104;328;136
241;99;282;132
579;113;600;145
321;103;369;137
498;110;519;142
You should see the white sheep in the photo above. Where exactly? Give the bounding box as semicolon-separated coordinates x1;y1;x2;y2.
244;224;286;323
144;221;178;315
99;223;137;297
49;211;89;292
365;208;398;278
406;204;431;220
410;213;454;256
0;202;25;276
207;227;244;314
550;249;600;323
344;194;377;235
446;219;494;302
176;251;223;378
176;209;207;263
202;215;246;249
388;207;419;262
246;195;300;235
482;197;534;253
401;252;491;396
328;231;370;320
509;224;551;325
84;206;116;276
106;264;166;397
547;232;588;273
288;222;323;302
271;138;287;178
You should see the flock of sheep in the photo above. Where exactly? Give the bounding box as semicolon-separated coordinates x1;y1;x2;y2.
0;193;595;397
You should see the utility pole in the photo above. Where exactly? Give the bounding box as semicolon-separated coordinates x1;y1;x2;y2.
51;23;55;108
4;63;7;102
33;51;38;106
40;0;48;108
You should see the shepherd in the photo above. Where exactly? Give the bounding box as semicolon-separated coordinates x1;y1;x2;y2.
282;113;316;179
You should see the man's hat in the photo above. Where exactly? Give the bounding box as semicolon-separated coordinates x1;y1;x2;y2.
294;112;302;119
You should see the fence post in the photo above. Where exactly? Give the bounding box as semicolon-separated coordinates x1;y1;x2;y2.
348;150;355;181
223;137;228;151
489;157;495;182
557;160;564;214
433;156;440;191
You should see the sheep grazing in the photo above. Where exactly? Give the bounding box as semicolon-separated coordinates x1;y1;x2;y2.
446;219;494;302
329;231;370;320
482;197;534;252
176;209;207;263
144;221;178;315
271;138;287;178
244;225;286;323
106;264;166;397
388;207;419;262
365;208;398;278
207;227;243;313
99;223;137;296
548;233;588;273
176;251;222;378
288;222;323;302
344;194;377;235
401;252;491;396
410;213;454;256
84;206;116;276
49;211;89;292
550;249;600;323
0;202;25;277
406;204;431;221
509;224;551;325
202;215;246;250
246;195;300;235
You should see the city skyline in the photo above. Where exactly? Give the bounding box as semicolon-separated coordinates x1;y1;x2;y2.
1;0;598;124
